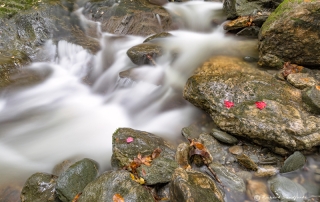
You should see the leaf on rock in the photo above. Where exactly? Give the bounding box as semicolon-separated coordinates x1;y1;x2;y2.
130;173;145;185
282;62;304;78
113;193;125;202
126;136;134;143
151;148;161;159
224;100;234;109
71;193;82;202
255;101;266;110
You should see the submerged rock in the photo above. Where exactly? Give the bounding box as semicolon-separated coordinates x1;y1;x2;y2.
246;180;269;202
183;56;320;154
280;151;306;173
259;0;320;68
0;185;22;202
236;154;258;171
78;170;155;202
268;175;307;202
56;158;99;202
170;168;224;202
20;173;59;202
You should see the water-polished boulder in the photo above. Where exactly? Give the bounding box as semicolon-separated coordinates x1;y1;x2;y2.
258;0;320;68
183;56;320;155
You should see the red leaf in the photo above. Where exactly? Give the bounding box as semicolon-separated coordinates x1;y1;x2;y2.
224;100;234;109
126;137;134;143
255;101;266;110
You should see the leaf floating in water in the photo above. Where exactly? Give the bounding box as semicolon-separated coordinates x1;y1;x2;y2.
224;100;234;109
126;137;134;143
113;193;125;202
255;101;266;110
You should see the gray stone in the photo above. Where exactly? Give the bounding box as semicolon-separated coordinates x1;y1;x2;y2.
268;175;307;202
21;173;59;202
170;168;224;202
56;158;99;202
210;128;238;145
209;162;246;194
175;142;190;168
78;170;154;202
280;151;306;173
302;86;320;115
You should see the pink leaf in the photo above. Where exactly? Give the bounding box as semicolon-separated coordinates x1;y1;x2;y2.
224;100;234;109
126;137;134;143
255;101;266;110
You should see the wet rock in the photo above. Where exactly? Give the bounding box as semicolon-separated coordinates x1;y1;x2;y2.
236;154;258;171
155;183;170;201
246;180;270;202
127;44;163;65
183;56;320;154
52;160;73;176
236;26;260;37
210;128;238;145
0;185;22;202
280;151;306;173
198;133;228;165
82;0;174;36
170;167;224;202
137;157;178;185
149;0;169;6
268;175;307;202
287;73;316;90
209;162;246;195
302;86;320;115
229;145;243;155
259;0;320;69
78;170;154;202
175;142;190;168
223;0;281;19
56;158;99;202
143;32;173;43
255;165;278;177
111;128;177;185
181;124;202;140
20;173;59;202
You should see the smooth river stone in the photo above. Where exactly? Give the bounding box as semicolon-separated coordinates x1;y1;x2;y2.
280;151;306;173
210;128;238;145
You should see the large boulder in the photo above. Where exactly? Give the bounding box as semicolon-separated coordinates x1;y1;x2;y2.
258;0;320;69
183;56;320;155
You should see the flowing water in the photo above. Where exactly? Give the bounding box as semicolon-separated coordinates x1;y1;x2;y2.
1;2;318;200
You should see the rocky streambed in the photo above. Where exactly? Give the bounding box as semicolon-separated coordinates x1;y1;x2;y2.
1;0;320;201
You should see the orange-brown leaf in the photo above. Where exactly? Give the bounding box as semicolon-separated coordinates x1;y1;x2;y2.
141;156;152;166
151;148;162;159
72;193;82;202
113;193;124;202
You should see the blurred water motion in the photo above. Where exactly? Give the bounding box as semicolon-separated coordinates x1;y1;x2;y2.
0;1;256;185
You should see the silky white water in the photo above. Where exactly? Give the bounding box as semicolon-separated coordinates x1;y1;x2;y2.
0;1;256;185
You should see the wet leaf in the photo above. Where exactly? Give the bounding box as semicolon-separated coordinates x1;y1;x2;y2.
282;62;303;78
113;193;124;202
126;136;134;143
72;193;82;202
190;139;205;150
224;100;234;109
130;173;145;184
255;101;266;110
151;148;161;159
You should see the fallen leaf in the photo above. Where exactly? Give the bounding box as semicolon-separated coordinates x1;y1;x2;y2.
255;101;266;110
71;193;82;202
282;62;304;78
224;100;234;109
190;139;205;150
113;193;124;202
126;137;134;143
151;148;162;159
130;173;145;184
